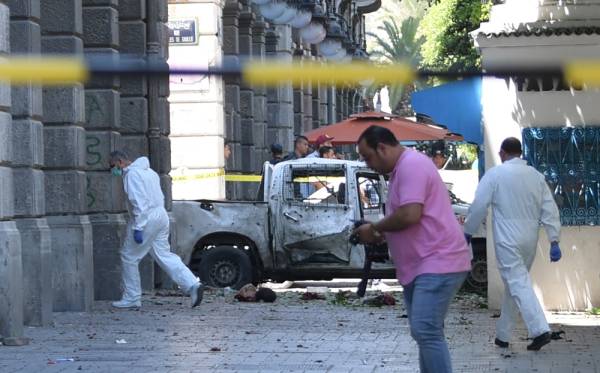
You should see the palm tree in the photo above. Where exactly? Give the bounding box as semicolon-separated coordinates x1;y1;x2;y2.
365;0;427;114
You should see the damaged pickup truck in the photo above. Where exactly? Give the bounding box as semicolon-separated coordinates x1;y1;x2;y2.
172;158;487;292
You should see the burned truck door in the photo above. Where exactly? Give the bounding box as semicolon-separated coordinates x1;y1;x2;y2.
273;163;356;267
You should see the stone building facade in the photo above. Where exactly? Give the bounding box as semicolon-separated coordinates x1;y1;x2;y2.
168;0;380;201
0;0;170;344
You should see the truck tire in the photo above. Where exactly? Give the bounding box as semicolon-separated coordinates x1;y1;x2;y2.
198;245;253;290
463;242;487;294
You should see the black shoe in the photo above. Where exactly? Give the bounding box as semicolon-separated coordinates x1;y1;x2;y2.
494;338;509;348
527;332;551;351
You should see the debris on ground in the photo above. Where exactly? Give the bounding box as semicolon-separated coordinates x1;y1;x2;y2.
551;330;566;340
47;358;77;364
363;293;396;307
301;292;326;301
115;339;127;344
255;288;277;303
330;290;355;306
209;347;221;352
305;286;330;294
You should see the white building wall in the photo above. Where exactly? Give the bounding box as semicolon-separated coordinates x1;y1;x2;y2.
477;2;600;311
168;1;226;200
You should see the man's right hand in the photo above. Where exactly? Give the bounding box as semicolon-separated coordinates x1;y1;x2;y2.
352;223;381;244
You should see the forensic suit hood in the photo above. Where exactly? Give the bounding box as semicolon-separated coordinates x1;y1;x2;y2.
123;156;165;231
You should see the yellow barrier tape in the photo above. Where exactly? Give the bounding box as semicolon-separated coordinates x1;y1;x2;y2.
225;174;263;182
243;61;415;88
171;169;262;182
0;56;89;85
564;60;600;87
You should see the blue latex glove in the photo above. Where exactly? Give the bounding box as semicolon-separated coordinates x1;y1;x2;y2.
464;233;472;245
133;230;143;244
550;242;561;262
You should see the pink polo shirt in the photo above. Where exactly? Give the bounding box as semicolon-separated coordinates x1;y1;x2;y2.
385;149;471;285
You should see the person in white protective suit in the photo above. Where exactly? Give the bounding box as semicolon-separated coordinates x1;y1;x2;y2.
463;137;562;351
109;150;204;309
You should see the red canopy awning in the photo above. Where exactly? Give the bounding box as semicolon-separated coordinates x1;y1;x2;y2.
305;111;462;144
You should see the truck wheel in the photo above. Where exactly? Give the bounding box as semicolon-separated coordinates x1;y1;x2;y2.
463;243;487;294
198;246;253;290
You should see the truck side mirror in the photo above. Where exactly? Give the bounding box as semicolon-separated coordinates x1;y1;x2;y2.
337;182;346;204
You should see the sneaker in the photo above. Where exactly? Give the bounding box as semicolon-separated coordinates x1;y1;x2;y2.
112;299;141;308
494;338;509;348
527;332;551;351
190;282;205;308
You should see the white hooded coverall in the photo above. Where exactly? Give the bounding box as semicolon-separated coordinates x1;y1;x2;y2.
463;158;561;341
120;157;198;302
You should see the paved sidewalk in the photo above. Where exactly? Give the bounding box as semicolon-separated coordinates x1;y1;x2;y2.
1;286;599;372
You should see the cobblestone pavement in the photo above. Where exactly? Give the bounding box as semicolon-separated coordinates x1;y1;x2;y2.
1;282;600;373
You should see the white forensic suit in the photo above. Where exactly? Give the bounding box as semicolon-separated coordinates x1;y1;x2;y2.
119;157;199;302
463;158;561;342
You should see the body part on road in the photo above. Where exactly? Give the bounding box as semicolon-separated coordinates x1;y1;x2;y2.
463;137;561;351
354;125;471;373
109;150;204;309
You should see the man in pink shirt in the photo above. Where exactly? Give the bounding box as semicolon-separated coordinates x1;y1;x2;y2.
354;126;471;373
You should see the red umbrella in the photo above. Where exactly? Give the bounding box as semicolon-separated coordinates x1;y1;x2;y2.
304;111;462;144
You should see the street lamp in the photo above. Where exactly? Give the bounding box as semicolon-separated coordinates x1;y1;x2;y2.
259;1;286;20
299;21;326;44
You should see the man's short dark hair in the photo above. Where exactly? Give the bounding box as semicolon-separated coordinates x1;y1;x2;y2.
109;150;130;163
294;135;309;147
318;146;333;157
430;140;446;157
500;137;522;155
357;126;398;150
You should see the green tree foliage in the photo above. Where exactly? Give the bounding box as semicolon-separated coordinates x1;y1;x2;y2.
419;0;491;73
366;0;427;113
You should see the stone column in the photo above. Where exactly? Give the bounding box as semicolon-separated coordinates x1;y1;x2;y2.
41;0;94;312
302;54;313;134
238;2;256;200
319;83;328;127
266;25;293;151
312;81;321;129
251;14;268;165
9;0;52;327
147;0;175;290
82;0;129;301
336;87;343;122
293;84;304;136
327;86;336;124
168;0;226;201
342;88;349;118
118;0;154;291
0;0;27;345
222;0;241;200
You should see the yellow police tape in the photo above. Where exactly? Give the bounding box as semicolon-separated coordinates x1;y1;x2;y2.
4;56;600;87
564;60;600;87
243;60;415;88
172;170;344;183
0;56;88;85
171;169;262;182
